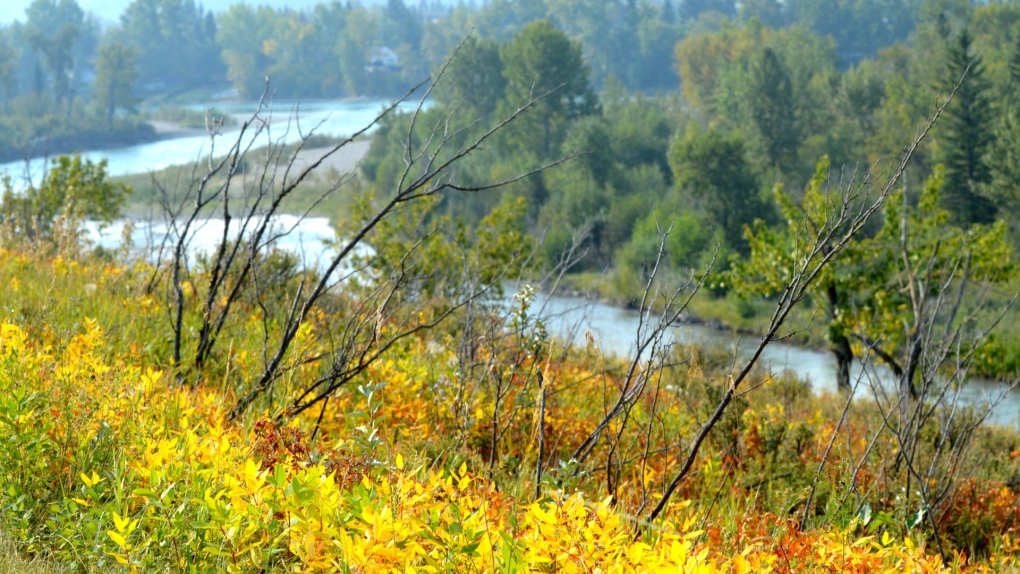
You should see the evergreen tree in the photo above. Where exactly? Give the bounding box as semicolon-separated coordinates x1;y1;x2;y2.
983;27;1020;221
662;0;676;23
748;47;799;173
940;29;996;226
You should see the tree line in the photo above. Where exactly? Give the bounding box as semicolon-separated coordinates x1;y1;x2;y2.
359;0;1020;384
0;0;977;164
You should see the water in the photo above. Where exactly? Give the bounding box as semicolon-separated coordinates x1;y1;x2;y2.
84;213;1020;427
18;94;1016;427
84;214;370;280
0;98;414;185
530;291;1020;428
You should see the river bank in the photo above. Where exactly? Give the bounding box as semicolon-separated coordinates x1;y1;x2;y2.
0;123;159;166
0;98;400;184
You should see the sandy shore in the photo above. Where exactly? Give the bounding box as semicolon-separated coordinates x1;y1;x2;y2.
147;120;212;141
286;140;371;178
146;119;371;178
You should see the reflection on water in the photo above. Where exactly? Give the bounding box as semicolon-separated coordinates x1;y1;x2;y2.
529;290;1020;428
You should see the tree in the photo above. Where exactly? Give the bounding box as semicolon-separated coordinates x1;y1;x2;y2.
498;20;598;160
670;127;770;253
384;0;422;49
0;155;128;240
433;36;505;116
216;4;274;98
334;7;377;97
662;0;676;23
940;29;996;226
739;0;789;28
91;40;137;130
120;0;221;89
0;34;16;110
729;156;1012;397
983;28;1020;238
673;23;770;115
25;0;84;116
680;0;737;21
748;47;799;173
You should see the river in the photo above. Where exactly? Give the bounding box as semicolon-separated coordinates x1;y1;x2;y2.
531;291;1020;427
0;98;407;184
10;96;1018;428
86;207;1020;427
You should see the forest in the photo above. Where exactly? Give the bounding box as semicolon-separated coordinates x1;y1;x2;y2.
2;0;1020;571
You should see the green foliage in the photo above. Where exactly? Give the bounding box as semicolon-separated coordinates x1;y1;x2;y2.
669;126;770;254
118;0;221;90
433;35;505;116
0;35;16;109
349;192;537;304
620;209;710;272
0;155;128;240
731;158;1016;388
940;29;996;226
749;47;799;173
90;40;137;130
24;0;88;113
498;20;598;161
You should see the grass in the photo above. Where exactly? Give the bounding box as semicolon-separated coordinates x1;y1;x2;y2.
0;234;1018;570
0;532;66;574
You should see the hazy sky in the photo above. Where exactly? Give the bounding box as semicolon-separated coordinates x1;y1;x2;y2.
1;0;374;26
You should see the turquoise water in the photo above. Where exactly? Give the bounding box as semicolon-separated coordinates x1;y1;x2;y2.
0;98;412;184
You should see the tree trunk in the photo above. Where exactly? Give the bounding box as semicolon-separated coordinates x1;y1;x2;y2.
826;281;853;391
832;335;852;391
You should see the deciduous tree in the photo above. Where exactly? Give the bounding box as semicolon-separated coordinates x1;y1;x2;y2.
433;36;505;116
91;40;137;130
498;21;598;160
669;127;769;253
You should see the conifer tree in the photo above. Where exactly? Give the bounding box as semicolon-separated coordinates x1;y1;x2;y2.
662;0;676;23
940;29;996;226
984;27;1020;221
749;47;799;173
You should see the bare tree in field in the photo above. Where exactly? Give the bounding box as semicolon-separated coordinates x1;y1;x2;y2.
145;42;576;433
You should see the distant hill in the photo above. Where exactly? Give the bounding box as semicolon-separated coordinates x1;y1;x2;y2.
1;0;402;26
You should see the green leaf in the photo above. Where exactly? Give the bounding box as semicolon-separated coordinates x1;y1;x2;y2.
857;502;872;526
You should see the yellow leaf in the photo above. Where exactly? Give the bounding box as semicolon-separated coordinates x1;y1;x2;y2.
107;552;130;565
108;530;128;550
112;511;130;533
396;453;404;470
80;471;104;488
